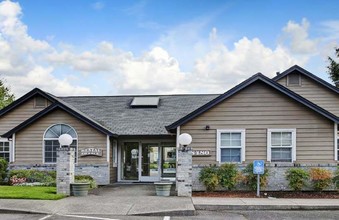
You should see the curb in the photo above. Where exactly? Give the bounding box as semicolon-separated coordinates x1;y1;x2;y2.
132;210;196;216
0;209;51;215
195;204;339;211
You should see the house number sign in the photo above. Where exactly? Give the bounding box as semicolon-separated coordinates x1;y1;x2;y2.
80;148;103;157
192;150;210;157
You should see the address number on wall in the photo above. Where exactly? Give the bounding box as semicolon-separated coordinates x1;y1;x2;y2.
192;150;210;157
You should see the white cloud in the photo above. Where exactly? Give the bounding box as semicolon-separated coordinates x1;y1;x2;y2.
281;18;318;54
0;0;90;96
0;1;327;98
91;1;104;11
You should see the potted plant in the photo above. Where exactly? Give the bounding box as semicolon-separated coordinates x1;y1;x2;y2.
71;175;96;196
154;181;172;196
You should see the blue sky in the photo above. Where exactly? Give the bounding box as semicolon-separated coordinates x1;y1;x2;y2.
0;0;338;96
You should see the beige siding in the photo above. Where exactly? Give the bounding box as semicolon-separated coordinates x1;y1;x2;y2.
181;81;335;165
15;109;108;164
0;96;50;135
277;74;339;116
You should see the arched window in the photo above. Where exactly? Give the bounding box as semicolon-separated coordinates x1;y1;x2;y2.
43;124;78;163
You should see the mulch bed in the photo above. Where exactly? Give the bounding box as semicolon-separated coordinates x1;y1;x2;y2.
193;191;339;199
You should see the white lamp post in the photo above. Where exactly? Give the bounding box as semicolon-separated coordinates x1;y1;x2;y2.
178;133;192;152
58;134;73;147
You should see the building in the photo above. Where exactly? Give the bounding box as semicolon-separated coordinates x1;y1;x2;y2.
0;65;338;189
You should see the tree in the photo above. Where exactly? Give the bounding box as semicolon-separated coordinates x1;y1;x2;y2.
327;47;339;87
0;79;15;109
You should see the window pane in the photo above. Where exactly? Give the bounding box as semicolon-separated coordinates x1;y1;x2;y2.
220;148;241;162
271;148;292;162
51;125;61;136
281;132;292;146
221;132;241;147
231;139;241;146
271;132;281;146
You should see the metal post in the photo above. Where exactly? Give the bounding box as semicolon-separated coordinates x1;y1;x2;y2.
257;174;260;197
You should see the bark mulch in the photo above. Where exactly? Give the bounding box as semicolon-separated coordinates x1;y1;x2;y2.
193;191;339;199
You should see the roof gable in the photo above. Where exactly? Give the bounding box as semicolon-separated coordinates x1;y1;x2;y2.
1;88;116;138
0;88;56;117
273;65;339;94
166;73;339;132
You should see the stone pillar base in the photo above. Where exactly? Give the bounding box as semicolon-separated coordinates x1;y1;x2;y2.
56;148;75;195
176;150;192;197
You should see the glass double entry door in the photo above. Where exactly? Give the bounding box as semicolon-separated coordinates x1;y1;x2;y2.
121;142;176;182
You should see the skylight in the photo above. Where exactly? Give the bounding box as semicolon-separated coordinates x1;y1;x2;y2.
130;97;160;108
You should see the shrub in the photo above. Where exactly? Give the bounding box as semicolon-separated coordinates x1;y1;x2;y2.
286;168;309;191
242;163;269;191
199;165;219;192
0;158;8;184
333;167;339;190
75;175;97;189
218;164;239;190
9;170;56;186
309;168;333;191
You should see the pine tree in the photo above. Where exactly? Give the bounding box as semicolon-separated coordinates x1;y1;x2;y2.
327;47;339;87
0;80;15;109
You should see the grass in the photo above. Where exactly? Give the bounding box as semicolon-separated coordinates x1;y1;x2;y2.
0;186;66;200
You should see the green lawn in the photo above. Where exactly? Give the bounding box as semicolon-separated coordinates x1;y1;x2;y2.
0;186;65;200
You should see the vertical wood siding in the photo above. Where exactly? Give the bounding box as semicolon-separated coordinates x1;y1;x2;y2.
15;109;107;164
0;96;50;135
181;81;334;165
277;74;339;116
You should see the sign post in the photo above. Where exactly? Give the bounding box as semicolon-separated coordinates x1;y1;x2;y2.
253;160;264;197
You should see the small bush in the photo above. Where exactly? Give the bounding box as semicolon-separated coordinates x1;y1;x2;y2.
218;164;239;190
242;163;269;191
75;175;97;189
0;158;8;184
199;165;219;192
9;170;56;186
286;168;309;191
333;167;339;190
309;168;333;191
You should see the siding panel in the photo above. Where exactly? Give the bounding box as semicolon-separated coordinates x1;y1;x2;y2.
277;75;339;116
15;109;108;165
181;82;334;165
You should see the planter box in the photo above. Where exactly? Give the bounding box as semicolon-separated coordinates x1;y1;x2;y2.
71;183;90;196
154;182;172;196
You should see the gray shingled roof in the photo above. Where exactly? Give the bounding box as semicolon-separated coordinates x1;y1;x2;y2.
59;95;218;135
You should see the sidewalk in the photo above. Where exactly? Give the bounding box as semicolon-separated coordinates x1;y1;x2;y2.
193;197;339;211
0;185;338;216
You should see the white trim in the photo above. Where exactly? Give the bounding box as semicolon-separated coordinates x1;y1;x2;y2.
216;129;246;163
117;143;121;181
335;123;338;161
176;126;180;162
12;134;15;162
267;128;296;162
106;135;110;162
0;138;11;162
113;139;118;167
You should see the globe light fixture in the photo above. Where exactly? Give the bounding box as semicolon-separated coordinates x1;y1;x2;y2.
58;134;73;147
178;133;192;152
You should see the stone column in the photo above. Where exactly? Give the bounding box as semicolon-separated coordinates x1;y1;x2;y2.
56;147;75;195
176;150;192;197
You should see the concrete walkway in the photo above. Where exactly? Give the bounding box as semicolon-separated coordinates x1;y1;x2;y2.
0;184;338;216
0;184;195;216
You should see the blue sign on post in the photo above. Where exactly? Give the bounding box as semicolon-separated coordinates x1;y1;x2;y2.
253;160;265;197
253;160;265;174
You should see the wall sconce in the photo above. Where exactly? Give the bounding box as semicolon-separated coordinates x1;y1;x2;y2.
205;125;210;130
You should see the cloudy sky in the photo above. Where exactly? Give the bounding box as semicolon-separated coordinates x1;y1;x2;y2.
0;0;338;97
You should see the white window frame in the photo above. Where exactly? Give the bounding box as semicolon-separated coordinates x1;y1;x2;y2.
42;124;78;164
267;128;296;162
216;129;245;163
0;138;11;162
